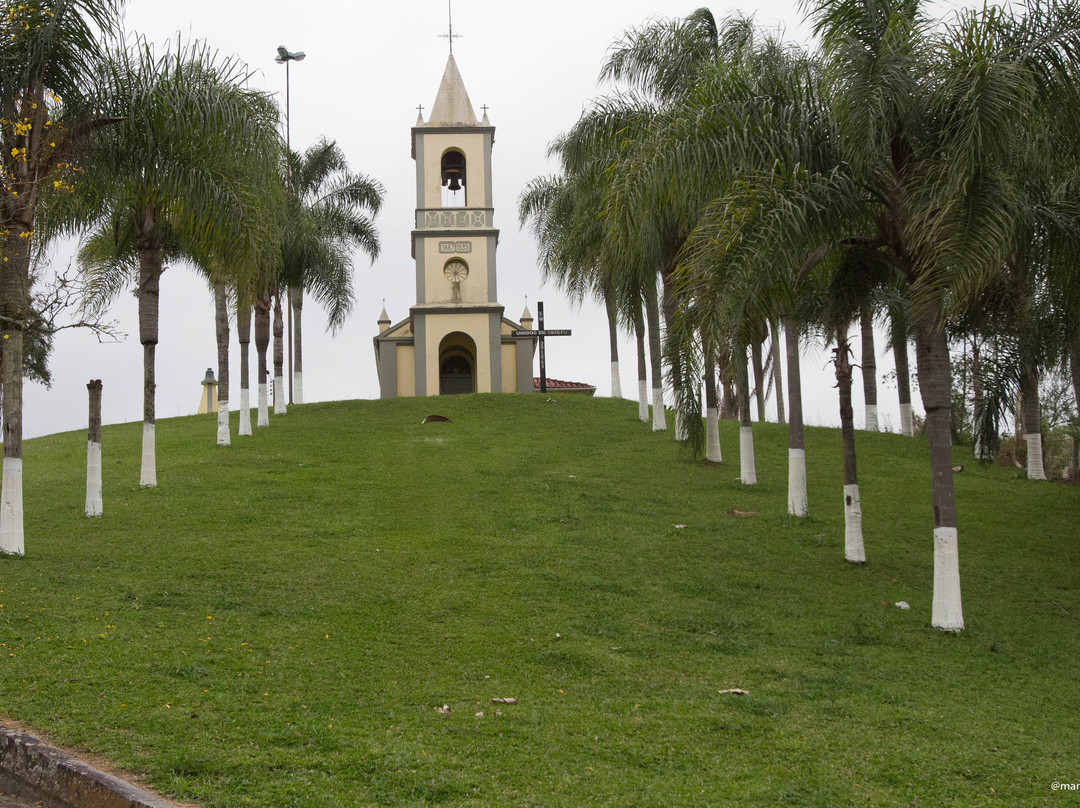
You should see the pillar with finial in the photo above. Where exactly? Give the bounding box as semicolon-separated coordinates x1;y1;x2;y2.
198;368;218;415
378;304;392;334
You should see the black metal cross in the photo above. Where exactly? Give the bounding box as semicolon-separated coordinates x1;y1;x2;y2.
511;301;571;394
440;0;462;54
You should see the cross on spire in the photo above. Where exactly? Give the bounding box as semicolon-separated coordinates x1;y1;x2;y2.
440;0;462;54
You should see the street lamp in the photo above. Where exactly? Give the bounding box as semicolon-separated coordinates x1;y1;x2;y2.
276;45;305;405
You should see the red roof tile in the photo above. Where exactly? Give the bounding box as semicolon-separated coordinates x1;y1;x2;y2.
533;377;596;393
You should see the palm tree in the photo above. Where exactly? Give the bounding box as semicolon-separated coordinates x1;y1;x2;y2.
0;0;126;554
255;292;271;426
282;138;383;405
214;282;230;446
72;39;282;486
236;299;253;436
519;162;631;404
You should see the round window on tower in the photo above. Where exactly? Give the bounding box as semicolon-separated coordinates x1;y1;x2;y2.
443;258;469;282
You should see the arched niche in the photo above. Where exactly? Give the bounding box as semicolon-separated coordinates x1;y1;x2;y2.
440;148;467;207
439;331;477;395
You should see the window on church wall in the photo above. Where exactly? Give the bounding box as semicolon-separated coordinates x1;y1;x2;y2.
440;149;467;208
443;258;469;303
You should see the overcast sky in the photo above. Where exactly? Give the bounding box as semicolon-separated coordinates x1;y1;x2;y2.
25;0;963;439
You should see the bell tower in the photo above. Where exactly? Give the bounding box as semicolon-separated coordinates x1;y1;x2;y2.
373;55;535;397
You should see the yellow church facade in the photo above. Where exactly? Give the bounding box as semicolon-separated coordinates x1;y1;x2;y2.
374;55;535;397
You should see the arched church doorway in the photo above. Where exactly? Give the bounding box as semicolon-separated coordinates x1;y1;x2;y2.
439;332;476;395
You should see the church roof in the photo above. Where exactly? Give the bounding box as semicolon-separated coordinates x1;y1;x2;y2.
534;378;597;396
426;54;479;127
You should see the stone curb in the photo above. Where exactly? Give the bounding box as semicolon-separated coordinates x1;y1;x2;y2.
0;726;179;808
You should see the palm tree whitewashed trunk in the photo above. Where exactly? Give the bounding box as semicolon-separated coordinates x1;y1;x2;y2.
0;219;29;554
645;280;665;430
237;303;252;436
894;330;914;438
255;295;271;427
736;348;756;485
215;285;230;446
290;284;304;405
273;290;287;416
914;304;963;631
1020;363;1046;480
634;303;649;421
861;309;879;431
85;380;103;517
771;320;785;424
138;222;164;488
785;319;807;517
704;347;722;463
836;323;865;563
751;336;767;422
605;294;622;398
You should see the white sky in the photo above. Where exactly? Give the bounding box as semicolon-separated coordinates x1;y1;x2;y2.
25;0;938;439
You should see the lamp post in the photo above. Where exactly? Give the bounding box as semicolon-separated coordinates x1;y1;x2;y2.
275;45;305;405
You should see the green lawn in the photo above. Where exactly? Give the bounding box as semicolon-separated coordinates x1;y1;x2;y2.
2;394;1078;806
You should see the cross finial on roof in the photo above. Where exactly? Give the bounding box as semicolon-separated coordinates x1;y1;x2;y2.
481;104;489;114
416;104;424;113
439;0;462;54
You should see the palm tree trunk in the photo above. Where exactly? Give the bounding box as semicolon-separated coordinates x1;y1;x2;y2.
736;346;756;484
786;318;807;517
913;303;963;631
704;345;721;463
861;308;879;431
751;335;767;422
138;236;163;488
971;339;990;459
215;285;230;446
1020;362;1045;480
605;292;622;399
634;302;649;422
645;279;665;431
662;271;686;438
893;324;914;437
718;346;738;420
86;380;103;517
255;294;271;427
273;290;287;415
771;320;785;424
290;284;304;405
1070;336;1080;483
237;302;252;436
836;323;865;563
0;221;29;554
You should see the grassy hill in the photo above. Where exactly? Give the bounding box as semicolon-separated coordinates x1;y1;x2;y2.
2;394;1078;806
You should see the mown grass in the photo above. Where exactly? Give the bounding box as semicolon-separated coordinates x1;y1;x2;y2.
1;394;1078;807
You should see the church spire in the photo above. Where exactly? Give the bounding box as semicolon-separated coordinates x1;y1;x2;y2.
426;53;478;127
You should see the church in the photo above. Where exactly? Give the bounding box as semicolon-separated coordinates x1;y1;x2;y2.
373;54;536;397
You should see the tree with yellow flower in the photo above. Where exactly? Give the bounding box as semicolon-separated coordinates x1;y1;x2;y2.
0;0;126;555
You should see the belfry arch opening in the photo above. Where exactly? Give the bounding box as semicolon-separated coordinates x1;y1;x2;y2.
439;332;476;395
441;149;467;207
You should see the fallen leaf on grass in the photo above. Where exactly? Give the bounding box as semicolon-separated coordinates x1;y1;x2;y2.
421;415;451;424
727;510;759;517
674;524;688;529
492;697;518;705
718;689;750;696
435;704;451;715
952;465;964;472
